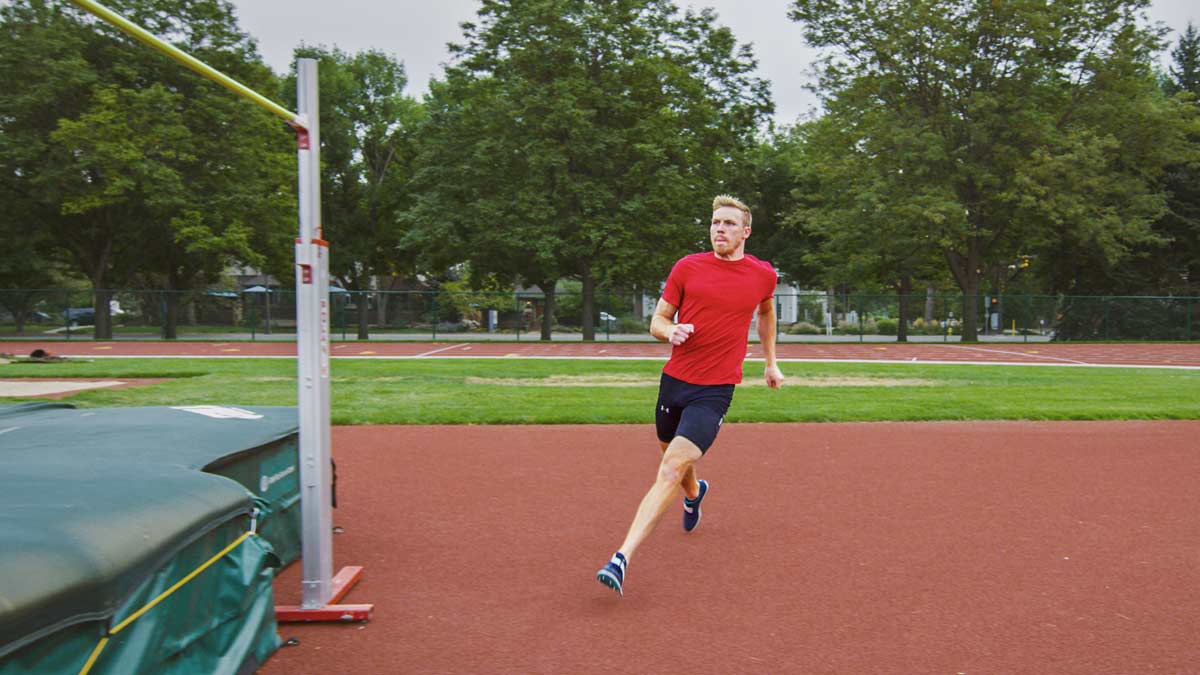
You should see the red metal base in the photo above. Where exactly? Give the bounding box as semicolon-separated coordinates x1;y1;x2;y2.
276;565;374;622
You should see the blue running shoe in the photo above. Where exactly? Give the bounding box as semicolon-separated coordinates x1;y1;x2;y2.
683;479;709;532
596;552;627;596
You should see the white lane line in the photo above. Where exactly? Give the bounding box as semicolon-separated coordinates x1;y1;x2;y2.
414;343;470;357
950;345;1090;365
22;353;1200;370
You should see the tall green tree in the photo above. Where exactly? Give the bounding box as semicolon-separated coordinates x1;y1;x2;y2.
1150;22;1200;298
283;47;425;339
789;0;1196;341
1166;22;1200;96
409;0;771;340
0;203;67;335
790;116;950;340
0;0;293;339
736;126;822;283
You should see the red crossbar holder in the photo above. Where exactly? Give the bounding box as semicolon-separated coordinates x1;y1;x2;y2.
275;566;374;622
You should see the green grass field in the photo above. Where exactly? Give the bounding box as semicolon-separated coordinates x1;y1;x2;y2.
3;357;1199;425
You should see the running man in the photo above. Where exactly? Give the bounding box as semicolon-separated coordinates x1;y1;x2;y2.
596;194;784;596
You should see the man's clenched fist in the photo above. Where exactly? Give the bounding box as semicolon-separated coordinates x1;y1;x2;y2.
670;323;695;346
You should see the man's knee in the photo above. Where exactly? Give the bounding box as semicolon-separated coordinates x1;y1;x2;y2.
657;438;701;484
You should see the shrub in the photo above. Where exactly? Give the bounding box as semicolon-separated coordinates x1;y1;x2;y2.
786;321;822;335
912;317;944;335
554;290;583;326
617;316;646;333
835;319;878;335
875;318;898;335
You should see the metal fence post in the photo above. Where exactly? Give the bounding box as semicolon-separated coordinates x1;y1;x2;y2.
858;294;864;343
1024;295;1030;343
605;287;611;342
944;295;950;343
431;291;438;340
776;293;781;342
248;293;256;340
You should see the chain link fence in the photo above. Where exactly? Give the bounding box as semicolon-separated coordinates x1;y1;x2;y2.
0;289;1195;342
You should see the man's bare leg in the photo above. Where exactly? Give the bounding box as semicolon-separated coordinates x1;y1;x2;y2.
661;439;701;500
617;436;703;560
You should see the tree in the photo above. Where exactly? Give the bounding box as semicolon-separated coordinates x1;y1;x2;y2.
44;83;193;338
0;0;294;339
0;203;69;335
733;126;823;284
1167;22;1200;96
787;116;950;340
283;47;425;339
789;0;1195;341
408;0;771;340
1154;23;1200;298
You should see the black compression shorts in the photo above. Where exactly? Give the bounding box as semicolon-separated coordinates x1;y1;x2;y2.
654;372;734;453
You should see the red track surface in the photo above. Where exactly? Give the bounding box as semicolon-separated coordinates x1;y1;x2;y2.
3;340;1200;367
262;422;1200;674
6;338;1197;670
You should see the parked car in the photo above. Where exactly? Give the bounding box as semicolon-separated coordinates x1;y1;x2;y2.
0;310;51;324
62;301;125;326
62;307;95;325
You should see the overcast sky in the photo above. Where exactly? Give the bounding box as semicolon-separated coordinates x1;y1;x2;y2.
230;0;1198;124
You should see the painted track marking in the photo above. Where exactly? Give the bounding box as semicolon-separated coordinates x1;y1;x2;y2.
35;353;1200;369
415;343;469;357
951;345;1090;365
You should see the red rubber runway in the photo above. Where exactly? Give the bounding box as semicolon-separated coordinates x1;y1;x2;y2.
262;422;1200;674
3;340;1199;367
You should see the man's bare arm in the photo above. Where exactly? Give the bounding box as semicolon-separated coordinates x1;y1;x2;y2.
650;299;694;346
757;297;784;389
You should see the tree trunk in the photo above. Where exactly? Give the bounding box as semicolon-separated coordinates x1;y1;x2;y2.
946;240;984;343
375;287;387;327
581;260;595;342
961;247;982;342
92;287;113;340
75;231;113;340
541;282;557;341
164;292;179;340
961;284;980;342
924;286;935;323
632;287;644;323
896;275;911;342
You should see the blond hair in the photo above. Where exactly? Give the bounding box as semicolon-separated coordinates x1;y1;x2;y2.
712;194;751;227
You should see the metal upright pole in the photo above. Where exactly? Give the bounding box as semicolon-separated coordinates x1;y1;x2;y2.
294;58;334;609
63;0;369;624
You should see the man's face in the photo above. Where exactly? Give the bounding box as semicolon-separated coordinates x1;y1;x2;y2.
710;206;749;257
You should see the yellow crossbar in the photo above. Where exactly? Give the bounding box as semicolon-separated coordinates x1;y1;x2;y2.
66;0;302;127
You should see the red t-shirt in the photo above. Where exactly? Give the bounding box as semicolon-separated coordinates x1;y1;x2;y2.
660;252;777;385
